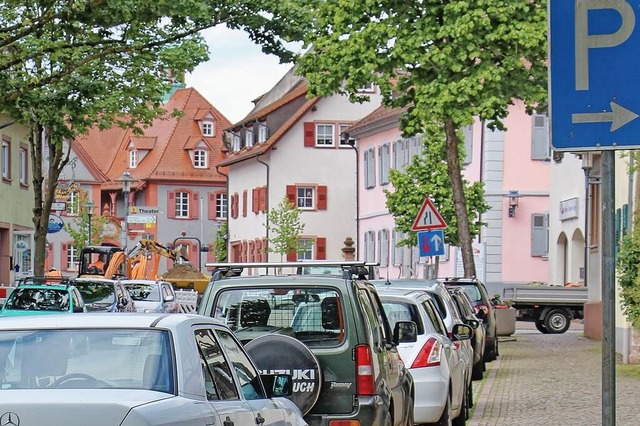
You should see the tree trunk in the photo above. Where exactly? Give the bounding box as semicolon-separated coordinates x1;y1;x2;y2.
31;122;69;276
444;119;476;278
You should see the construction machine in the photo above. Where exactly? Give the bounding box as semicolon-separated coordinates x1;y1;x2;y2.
78;239;208;287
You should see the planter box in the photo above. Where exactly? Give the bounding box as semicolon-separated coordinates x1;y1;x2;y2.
495;307;516;336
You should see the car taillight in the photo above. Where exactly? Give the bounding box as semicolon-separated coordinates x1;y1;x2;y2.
411;337;442;368
355;344;375;396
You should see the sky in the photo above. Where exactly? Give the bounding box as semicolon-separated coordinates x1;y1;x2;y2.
185;26;300;124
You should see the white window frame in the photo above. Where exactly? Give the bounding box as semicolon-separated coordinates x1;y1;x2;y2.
357;83;375;93
296;186;315;210
245;129;254;148
297;239;314;260
316;124;335;146
258;125;269;143
19;146;27;185
339;124;355;147
67;191;79;215
216;193;228;219
129;149;138;169
202;121;214;137
2;141;9;179
175;191;190;218
233;134;241;152
66;244;79;271
194;149;207;168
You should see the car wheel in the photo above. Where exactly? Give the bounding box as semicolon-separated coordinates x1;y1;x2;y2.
405;396;415;426
467;380;473;410
472;360;484;381
544;309;571;334
452;387;467;426
535;319;549;334
435;392;452;426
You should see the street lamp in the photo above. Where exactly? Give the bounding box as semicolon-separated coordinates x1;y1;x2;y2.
116;171;136;252
84;199;95;246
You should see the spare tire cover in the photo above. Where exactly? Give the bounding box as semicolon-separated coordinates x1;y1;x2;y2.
245;334;321;415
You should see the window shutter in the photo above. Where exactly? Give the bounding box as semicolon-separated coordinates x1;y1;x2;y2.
531;213;549;256
261;238;268;261
364;150;370;188
317;186;327;210
191;192;199;219
248;241;255;262
242;190;247;217
259;187;267;212
531;115;549;160
316;237;326;260
208;193;216;220
304;122;315;147
190;244;199;265
286;185;296;205
287;248;297;261
167;191;176;218
380;230;389;267
252;188;258;213
241;241;247;262
463;125;473;164
231;194;238;219
61;243;68;271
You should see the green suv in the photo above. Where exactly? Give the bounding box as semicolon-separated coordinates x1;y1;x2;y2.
0;280;86;317
198;261;416;426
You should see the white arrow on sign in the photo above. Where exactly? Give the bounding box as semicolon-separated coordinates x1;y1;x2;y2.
430;232;443;251
572;101;639;131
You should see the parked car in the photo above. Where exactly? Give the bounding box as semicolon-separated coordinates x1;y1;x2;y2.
0;313;307;426
0;281;86;317
448;286;486;380
372;278;475;413
199;261;416;426
72;277;136;313
442;277;499;361
378;287;473;425
123;279;179;313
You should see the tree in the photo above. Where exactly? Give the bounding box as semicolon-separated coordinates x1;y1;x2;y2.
385;125;490;249
63;192;108;252
297;1;547;276
0;0;309;275
214;222;228;262
265;197;305;260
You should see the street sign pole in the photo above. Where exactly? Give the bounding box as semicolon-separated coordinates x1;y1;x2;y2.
601;151;616;426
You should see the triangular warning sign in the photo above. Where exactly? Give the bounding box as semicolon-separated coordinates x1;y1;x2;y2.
412;197;447;231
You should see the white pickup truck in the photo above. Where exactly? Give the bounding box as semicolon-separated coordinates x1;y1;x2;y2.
502;285;588;334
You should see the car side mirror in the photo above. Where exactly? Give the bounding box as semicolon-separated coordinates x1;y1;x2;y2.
261;373;293;398
465;319;480;329
393;320;417;344
451;323;473;341
164;294;175;302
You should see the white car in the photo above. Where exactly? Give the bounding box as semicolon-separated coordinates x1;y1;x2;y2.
0;313;308;426
122;279;180;313
376;285;474;425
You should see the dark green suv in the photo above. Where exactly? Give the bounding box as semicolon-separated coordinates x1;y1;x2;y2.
198;261;416;426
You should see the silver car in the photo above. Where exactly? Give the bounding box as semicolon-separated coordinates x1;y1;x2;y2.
0;313;308;426
123;279;179;313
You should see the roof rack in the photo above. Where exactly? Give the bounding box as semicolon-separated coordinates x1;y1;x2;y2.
206;261;379;281
16;276;72;287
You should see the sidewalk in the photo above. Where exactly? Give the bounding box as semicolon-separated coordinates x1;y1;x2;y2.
469;321;640;425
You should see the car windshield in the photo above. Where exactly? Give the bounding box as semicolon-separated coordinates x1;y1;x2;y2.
213;287;345;347
126;283;160;302
74;282;115;304
0;329;174;392
4;288;69;312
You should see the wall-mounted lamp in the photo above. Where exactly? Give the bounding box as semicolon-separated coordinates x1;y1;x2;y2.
508;190;519;218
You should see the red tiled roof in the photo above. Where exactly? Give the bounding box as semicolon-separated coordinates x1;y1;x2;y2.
346;105;407;136
129;136;156;150
74;87;232;187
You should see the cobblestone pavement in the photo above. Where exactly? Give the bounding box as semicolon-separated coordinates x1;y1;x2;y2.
469;320;640;426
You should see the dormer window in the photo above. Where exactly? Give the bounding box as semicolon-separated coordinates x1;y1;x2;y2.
258;125;269;143
202;121;214;137
233;134;241;152
194;149;207;168
129;149;138;168
245;129;254;148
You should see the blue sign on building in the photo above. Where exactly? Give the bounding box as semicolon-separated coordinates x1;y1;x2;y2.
418;230;446;257
550;0;640;150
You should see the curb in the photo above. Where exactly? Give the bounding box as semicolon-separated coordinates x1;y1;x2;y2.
468;354;502;426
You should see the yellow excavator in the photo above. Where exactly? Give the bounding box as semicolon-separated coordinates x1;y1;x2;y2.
79;239;197;281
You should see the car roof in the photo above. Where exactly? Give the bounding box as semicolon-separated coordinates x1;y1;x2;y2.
11;284;73;290
375;287;432;300
73;277;118;284
0;312;223;330
121;279;169;285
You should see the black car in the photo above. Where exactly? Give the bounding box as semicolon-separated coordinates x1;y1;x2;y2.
448;286;486;380
442;277;499;362
72;278;136;313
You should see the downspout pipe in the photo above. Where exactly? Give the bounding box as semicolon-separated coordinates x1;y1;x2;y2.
343;133;359;260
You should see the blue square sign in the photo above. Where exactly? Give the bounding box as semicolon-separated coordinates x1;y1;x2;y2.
418;230;446;257
550;0;640;150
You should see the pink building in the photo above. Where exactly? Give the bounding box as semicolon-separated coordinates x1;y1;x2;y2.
347;101;551;294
